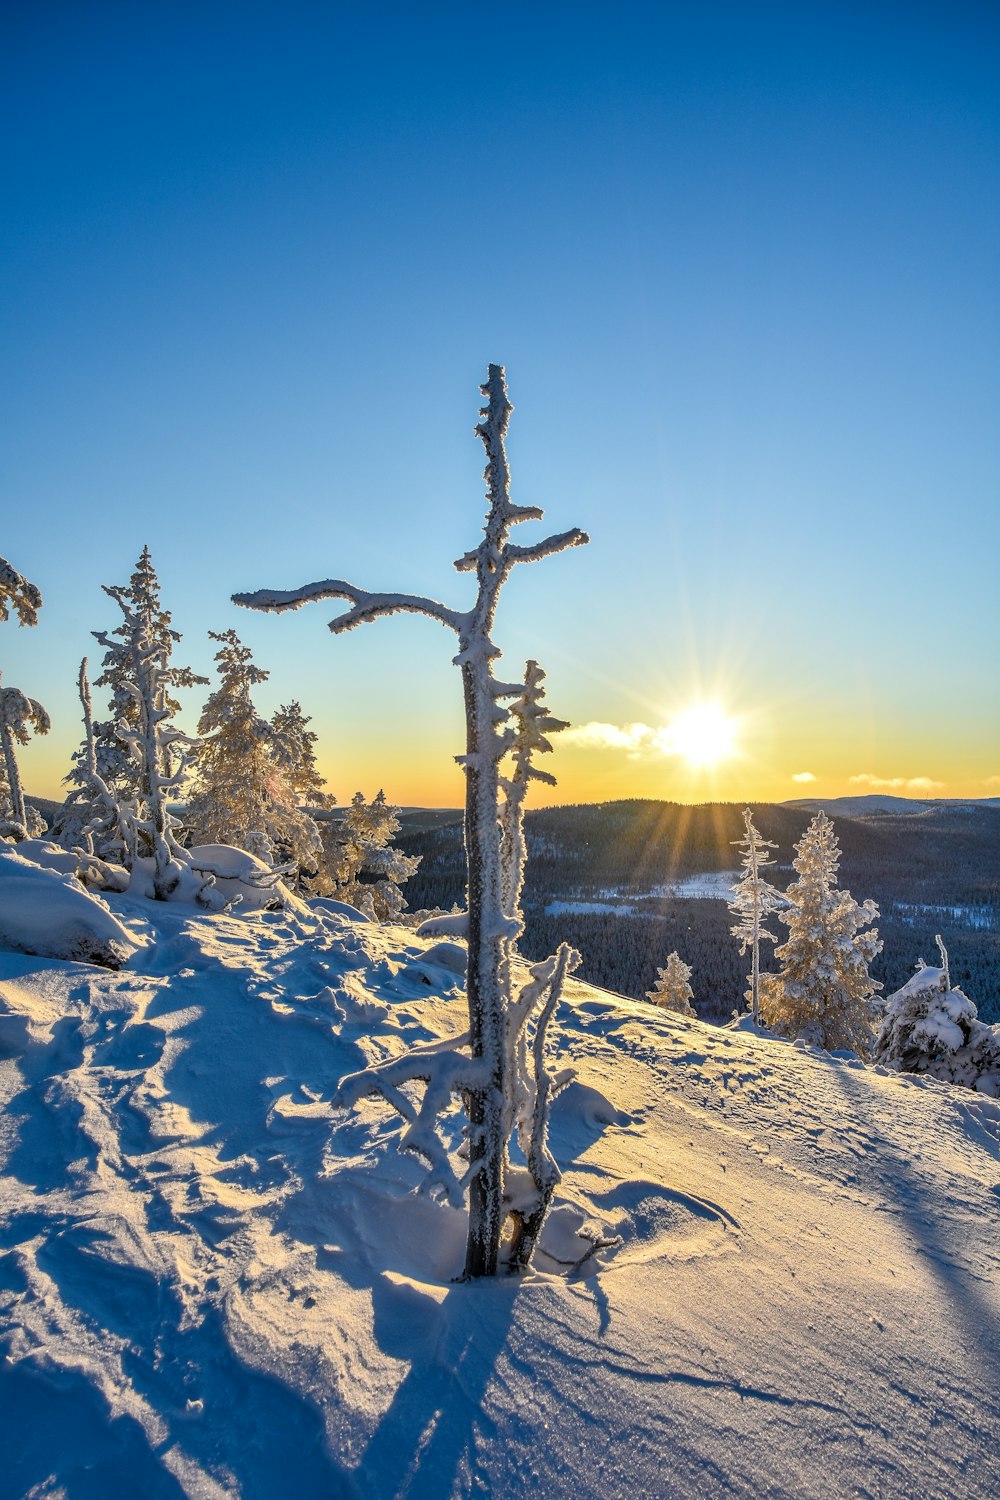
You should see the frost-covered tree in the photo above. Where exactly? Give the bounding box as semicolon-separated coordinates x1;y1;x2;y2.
185;629;323;880
0;672;50;839
53;658;129;859
759;811;882;1056
270;700;334;811
94;584;200;898
646;950;696;1015
92;547;204;798
499;660;566;921
235;363;588;1277
0;557;46;838
728;808;785;1023
874;937;1000;1096
0;555;42;628
316;789;418;920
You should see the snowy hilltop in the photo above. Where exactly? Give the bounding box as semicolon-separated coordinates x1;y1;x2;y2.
2;889;999;1498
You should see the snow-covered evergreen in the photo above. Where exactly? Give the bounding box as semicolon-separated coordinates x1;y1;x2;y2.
93;583;200;899
315;789;418;920
874;937;1000;1095
646;950;696;1015
0;555;42;628
235;363;588;1276
728;808;785;1023
499;660;566;922
53;658;130;860
0;673;50;840
91;547;205;800
270;700;334;812
759;811;882;1056
185;629;323;880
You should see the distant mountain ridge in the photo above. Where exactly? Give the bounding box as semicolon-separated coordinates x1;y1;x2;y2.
782;793;1000;817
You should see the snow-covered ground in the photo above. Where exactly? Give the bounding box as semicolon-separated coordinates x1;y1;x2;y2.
548;874;743;917
2;896;999;1498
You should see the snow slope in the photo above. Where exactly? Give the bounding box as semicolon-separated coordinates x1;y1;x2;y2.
1;897;999;1498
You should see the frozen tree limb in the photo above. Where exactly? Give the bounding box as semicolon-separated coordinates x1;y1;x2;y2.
336;1033;482;1206
233;580;466;637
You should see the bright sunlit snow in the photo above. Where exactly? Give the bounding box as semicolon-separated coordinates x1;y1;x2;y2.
2;892;998;1496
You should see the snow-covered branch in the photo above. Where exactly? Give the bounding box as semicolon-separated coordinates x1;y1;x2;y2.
503;529;590;568
336;1034;483;1206
233;580;465;637
0;555;43;628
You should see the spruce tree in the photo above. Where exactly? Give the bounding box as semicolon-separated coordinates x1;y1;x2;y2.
759;811;882;1056
728;808;784;1023
0;555;45;838
270;700;334;811
92;546;204;798
874;937;1000;1093
186;630;323;878
647;950;696;1015
53;658;129;858
0;673;50;839
0;555;42;628
316;789;418;920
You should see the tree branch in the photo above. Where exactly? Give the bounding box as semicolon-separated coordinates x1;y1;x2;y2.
504;529;590;567
233;579;465;636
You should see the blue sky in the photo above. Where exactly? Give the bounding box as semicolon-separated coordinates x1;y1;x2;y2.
3;1;998;804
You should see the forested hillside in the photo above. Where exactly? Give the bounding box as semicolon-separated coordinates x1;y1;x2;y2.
398;800;1000;1023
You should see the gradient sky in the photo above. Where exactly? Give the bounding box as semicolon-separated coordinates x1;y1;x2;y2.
3;1;998;808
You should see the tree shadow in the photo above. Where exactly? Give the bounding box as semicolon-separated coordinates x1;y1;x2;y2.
823;1058;1000;1366
350;1274;518;1499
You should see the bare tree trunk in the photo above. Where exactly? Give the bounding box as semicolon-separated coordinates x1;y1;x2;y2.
461;658;507;1279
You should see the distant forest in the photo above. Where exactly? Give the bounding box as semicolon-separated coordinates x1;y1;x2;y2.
397;801;1000;1025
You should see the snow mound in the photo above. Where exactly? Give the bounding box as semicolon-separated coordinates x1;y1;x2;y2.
0;848;143;968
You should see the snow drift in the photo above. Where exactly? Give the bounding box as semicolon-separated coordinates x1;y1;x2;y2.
1;895;998;1497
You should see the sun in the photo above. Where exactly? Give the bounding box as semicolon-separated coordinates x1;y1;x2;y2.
663;704;738;768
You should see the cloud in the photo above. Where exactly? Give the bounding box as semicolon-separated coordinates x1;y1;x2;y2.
791;771;816;784
985;775;1000;789
559;721;664;759
849;773;945;794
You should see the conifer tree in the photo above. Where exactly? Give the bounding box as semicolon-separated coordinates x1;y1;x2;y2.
316;789;419;919
235;363;588;1277
0;556;45;838
186;629;323;877
646;950;696;1015
0;673;50;839
53;658;129;858
92;546;204;798
0;555;42;628
94;584;200;897
270;700;334;811
874;936;1000;1094
728;808;785;1023
759;811;882;1056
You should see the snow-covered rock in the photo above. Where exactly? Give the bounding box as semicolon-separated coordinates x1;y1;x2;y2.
0;847;143;968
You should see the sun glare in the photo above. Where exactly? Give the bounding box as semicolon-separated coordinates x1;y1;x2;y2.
663;704;738;768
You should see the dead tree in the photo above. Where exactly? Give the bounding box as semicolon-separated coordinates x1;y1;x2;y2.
235;364;588;1276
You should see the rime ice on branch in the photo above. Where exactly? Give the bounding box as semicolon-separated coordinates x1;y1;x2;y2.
235;364;588;1277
